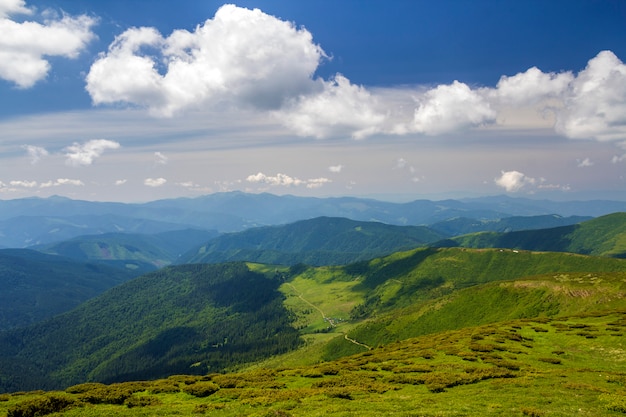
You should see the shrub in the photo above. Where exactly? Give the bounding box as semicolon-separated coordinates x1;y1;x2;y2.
7;394;80;417
65;382;107;394
182;381;220;397
124;395;162;408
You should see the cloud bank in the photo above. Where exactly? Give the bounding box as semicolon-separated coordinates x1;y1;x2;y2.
84;4;626;144
0;0;96;88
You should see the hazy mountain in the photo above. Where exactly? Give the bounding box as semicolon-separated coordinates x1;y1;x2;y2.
180;216;446;266
440;212;626;258
0;249;136;331
35;229;218;271
1;192;624;248
429;214;591;236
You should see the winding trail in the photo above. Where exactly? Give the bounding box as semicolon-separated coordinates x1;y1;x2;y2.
285;282;372;350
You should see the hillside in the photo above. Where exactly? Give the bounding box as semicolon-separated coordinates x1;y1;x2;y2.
0;249;136;331
1;247;625;393
35;229;217;271
442;212;626;258
429;214;590;236
180;216;446;266
0;262;300;392
1;310;625;416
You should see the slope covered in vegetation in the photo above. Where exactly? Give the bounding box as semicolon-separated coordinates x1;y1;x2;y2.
180;216;446;266
1;310;625;416
443;212;626;258
0;249;136;331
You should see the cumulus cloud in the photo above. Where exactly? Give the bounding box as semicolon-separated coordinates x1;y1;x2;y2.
64;139;120;166
86;4;324;116
494;66;573;105
0;0;96;88
494;170;536;192
328;164;343;173
40;178;84;188
246;172;331;188
554;50;626;142
115;179;127;186
144;177;167;187
22;144;48;164
274;74;387;139
577;157;593;168
409;81;496;135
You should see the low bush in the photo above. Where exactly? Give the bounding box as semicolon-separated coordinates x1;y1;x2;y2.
7;394;80;417
182;381;220;397
124;395;162;408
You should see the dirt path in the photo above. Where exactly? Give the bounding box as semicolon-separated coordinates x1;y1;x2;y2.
285;282;371;350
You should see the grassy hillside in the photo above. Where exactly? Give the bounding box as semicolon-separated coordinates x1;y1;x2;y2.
444;212;626;258
1;311;625;416
1;247;625;395
0;249;136;331
36;229;217;272
180;216;446;266
429;214;590;236
0;263;300;392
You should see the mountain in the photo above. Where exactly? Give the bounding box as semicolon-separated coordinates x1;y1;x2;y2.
429;214;591;236
1;192;625;248
0;214;203;248
1;247;624;392
180;216;447;266
35;229;218;271
0;262;300;392
0;249;137;331
440;212;626;258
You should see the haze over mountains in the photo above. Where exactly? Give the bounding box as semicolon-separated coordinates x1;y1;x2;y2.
0;192;620;248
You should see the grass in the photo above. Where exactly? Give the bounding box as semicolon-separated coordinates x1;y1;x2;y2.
2;311;626;416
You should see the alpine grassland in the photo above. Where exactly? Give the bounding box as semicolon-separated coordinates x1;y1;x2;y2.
1;246;626;415
1;311;625;416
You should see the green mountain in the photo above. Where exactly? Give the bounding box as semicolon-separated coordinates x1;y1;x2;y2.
1;247;625;393
35;229;217;272
180;216;447;266
0;249;136;331
429;214;591;236
440;212;626;257
0;262;300;392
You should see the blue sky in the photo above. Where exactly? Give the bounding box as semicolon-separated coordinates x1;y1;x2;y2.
1;0;625;202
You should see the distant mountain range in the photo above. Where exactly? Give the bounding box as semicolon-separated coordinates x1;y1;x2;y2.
0;192;623;248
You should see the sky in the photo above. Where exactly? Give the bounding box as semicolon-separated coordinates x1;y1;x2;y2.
0;0;625;203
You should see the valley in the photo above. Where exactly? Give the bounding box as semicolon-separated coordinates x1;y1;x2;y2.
0;193;625;416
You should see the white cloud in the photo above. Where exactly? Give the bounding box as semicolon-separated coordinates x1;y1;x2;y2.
328;164;343;173
577;157;593;168
246;172;331;188
22;144;48;164
64;139;120;166
154;151;168;165
409;81;497;135
9;179;36;188
86;4;324;116
40;178;84;188
0;0;96;88
494;66;573;105
306;177;332;189
274;74;386;139
554;50;626;142
144;177;167;187
495;170;536;192
115;179;127;186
